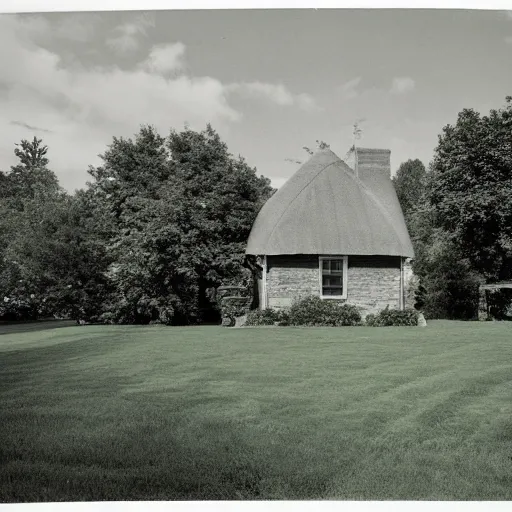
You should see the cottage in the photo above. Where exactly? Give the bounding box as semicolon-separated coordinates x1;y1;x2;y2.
245;146;415;316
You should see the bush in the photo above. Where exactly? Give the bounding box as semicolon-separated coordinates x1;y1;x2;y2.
487;289;512;320
98;295;180;325
288;295;361;327
275;309;290;326
245;308;280;326
365;306;419;327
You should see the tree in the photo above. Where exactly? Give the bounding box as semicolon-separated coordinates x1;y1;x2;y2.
407;208;481;320
428;97;512;282
0;137;111;322
4;137;60;206
392;159;427;222
86;124;274;325
404;96;512;319
0;189;112;322
0;138;64;320
165;125;273;320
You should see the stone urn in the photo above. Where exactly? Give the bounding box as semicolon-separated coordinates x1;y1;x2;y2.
217;285;252;327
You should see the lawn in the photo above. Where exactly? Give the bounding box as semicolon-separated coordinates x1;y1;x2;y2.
1;321;512;501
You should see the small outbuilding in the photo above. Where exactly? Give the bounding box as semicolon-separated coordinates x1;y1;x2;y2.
245;145;415;317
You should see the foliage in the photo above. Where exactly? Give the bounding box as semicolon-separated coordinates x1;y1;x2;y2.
414;284;427;311
428;96;512;283
397;97;512;319
0;138;111;322
365;306;419;327
245;308;280;326
486;289;512;321
408;224;481;320
1;137;60;208
0;190;112;322
288;295;362;327
392;159;427;222
275;309;290;326
86;124;274;325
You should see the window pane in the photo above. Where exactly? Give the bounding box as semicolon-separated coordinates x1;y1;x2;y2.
321;258;345;296
323;276;342;287
331;260;342;272
322;287;343;296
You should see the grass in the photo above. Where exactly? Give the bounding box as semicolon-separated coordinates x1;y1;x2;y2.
1;320;512;501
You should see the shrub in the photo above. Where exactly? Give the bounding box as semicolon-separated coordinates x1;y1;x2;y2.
487;289;512;320
245;308;280;326
98;295;180;325
365;306;419;327
288;295;361;327
275;309;290;326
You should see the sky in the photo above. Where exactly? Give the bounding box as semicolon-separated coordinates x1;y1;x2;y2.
0;8;512;192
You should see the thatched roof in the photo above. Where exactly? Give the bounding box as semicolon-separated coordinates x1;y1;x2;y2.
246;147;414;257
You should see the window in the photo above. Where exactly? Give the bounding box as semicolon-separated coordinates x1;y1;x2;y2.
319;256;348;299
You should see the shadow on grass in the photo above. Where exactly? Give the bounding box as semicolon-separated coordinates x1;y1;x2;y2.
0;320;76;336
0;408;334;502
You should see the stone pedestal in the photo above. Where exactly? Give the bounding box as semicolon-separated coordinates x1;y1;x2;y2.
217;286;251;327
478;288;490;321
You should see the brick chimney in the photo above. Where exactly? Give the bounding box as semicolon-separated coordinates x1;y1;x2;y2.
353;148;391;184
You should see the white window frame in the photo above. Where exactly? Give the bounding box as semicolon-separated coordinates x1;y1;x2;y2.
319;256;348;300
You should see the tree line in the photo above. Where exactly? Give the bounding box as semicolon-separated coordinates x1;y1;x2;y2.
1;97;511;324
393;96;512;319
0;125;273;324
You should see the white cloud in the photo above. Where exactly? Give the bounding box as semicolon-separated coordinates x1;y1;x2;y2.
106;12;155;54
226;82;320;112
0;14;320;192
295;93;321;112
143;42;186;75
0;14;238;190
390;76;416;95
339;77;362;100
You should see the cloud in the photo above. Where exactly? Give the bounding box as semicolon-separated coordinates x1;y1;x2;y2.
53;13;101;43
505;36;512;44
106;12;155;54
339;77;362;100
13;13;100;44
0;14;319;192
0;14;238;189
143;42;186;75
390;76;415;95
10;121;53;133
226;82;320;112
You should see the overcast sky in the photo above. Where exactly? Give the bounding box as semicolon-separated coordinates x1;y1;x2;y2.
1;9;512;191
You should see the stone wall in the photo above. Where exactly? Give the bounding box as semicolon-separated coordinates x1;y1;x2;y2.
264;254;402;314
347;256;401;315
266;255;319;309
